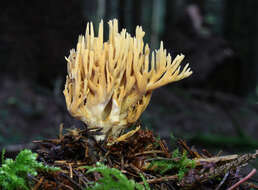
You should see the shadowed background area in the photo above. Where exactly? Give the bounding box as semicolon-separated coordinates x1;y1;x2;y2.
0;0;258;167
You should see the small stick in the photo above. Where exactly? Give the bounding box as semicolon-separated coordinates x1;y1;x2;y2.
59;123;64;140
129;163;142;173
32;176;44;190
139;175;178;184
202;149;213;158
73;169;90;188
133;150;166;157
121;155;124;170
58;183;74;190
159;140;170;158
215;172;229;190
227;169;256;190
69;163;73;178
60;172;84;190
178;139;200;158
195;154;238;166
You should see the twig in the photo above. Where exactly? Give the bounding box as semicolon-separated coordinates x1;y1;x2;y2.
31;176;44;190
59;123;64;141
196;150;258;167
178;139;200;158
227;169;256;190
69;163;73;178
201;149;213;158
120;154;124;170
133;150;166;157
215;172;229;190
57;183;74;190
92;136;107;153
129;163;142;173
139;175;178;184
60;172;84;190
73;169;90;188
159;139;170;158
195;154;238;166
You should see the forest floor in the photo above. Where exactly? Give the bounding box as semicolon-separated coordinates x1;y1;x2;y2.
0;76;258;179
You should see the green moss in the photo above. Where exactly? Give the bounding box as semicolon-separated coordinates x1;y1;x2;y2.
149;149;196;180
0;149;59;190
82;162;150;190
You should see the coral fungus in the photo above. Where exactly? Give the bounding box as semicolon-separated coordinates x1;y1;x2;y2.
63;19;192;139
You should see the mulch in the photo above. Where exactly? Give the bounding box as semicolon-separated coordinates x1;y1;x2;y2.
30;124;258;190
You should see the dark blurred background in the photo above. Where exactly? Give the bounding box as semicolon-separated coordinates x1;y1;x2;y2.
1;0;258;160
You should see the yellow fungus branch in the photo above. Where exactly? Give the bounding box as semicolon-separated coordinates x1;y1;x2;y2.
63;19;192;139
